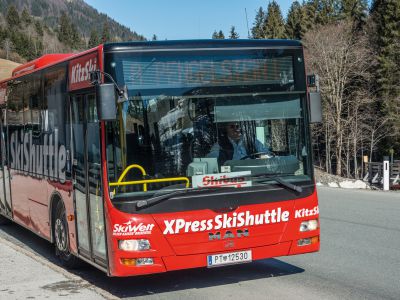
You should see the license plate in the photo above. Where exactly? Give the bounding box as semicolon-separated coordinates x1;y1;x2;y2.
207;250;252;267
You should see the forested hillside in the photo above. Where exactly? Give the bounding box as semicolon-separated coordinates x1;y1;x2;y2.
0;0;144;63
216;0;399;178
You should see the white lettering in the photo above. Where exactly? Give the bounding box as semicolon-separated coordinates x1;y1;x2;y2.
162;208;292;235
9;130;67;181
163;220;175;234
294;206;319;218
70;58;97;86
10;133;15;168
113;222;155;236
23;131;29;174
175;219;186;233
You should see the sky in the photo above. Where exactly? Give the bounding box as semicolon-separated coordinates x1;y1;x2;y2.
83;0;296;40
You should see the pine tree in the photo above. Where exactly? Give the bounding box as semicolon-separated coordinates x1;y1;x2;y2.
70;23;81;48
229;26;239;39
35;21;43;37
88;29;100;48
340;0;368;22
285;1;306;39
101;22;111;43
251;7;265;38
212;30;225;39
58;12;73;45
21;8;32;25
264;1;286;39
6;5;20;28
58;12;82;49
152;34;158;41
316;0;340;25
370;0;400;153
303;0;319;31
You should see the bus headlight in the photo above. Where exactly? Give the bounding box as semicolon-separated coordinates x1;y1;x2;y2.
119;239;151;251
299;219;319;232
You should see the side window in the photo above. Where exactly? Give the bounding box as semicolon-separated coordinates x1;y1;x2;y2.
23;82;31;127
44;65;67;137
43;64;68;181
28;73;42;136
7;82;24;170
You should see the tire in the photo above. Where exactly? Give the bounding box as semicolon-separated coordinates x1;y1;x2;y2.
0;215;9;225
0;211;10;225
54;201;80;268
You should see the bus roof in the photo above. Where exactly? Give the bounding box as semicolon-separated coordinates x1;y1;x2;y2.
2;39;302;84
12;54;74;77
0;46;102;84
103;39;303;53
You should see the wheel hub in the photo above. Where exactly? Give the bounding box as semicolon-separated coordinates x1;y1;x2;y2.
55;218;67;251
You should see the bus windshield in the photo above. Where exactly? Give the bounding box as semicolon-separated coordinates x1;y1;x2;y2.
104;48;312;198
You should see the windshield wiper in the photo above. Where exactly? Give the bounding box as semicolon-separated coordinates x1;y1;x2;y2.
254;175;303;193
215;172;303;193
136;189;190;210
136;185;238;210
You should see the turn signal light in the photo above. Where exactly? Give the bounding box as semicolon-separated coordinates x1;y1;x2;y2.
120;258;136;266
120;258;154;266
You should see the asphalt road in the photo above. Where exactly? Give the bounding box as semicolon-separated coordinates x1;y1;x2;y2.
0;187;399;300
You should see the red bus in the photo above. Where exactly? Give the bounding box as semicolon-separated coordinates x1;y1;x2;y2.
0;40;321;277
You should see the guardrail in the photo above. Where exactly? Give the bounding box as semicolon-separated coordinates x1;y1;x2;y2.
363;161;400;189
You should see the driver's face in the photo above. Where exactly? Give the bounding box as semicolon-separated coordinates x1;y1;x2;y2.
225;123;241;142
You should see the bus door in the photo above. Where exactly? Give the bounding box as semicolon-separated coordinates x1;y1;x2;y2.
70;93;107;266
0;109;12;218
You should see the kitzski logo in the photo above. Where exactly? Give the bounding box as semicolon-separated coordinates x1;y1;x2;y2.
70;57;97;85
295;206;319;218
113;221;155;236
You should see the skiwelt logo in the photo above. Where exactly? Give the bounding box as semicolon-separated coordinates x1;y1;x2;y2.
112;221;155;236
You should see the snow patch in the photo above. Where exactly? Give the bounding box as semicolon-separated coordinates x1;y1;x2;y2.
328;182;339;188
339;180;368;189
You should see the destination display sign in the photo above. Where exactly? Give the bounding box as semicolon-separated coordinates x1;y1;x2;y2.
122;55;294;90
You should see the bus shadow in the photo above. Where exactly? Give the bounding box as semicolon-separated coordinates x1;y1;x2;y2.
93;259;304;298
0;223;304;298
0;222;60;265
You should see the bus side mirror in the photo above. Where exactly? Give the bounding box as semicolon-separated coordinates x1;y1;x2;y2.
308;92;322;123
96;83;117;121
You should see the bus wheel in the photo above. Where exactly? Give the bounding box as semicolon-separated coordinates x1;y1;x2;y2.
54;201;80;268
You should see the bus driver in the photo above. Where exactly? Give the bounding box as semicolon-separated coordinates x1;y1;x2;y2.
207;122;269;165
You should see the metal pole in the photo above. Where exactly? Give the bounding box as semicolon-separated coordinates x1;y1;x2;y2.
383;156;390;191
245;8;250;39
